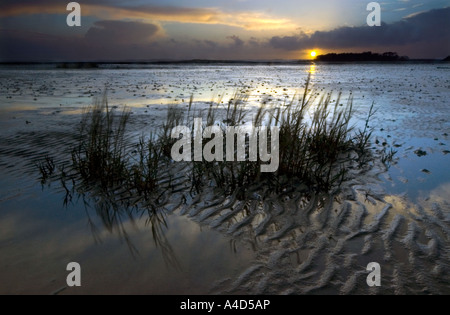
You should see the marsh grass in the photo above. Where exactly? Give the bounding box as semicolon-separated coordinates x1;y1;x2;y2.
189;92;259;195
68;91;169;199
71;92;131;188
37;76;379;261
185;74;376;195
39;76;377;198
38;91;180;264
381;147;398;168
37;155;55;185
159;105;185;159
354;102;376;167
40;92;170;240
268;88;355;191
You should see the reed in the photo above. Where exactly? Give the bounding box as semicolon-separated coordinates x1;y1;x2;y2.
39;76;377;209
189;74;374;194
71;91;131;189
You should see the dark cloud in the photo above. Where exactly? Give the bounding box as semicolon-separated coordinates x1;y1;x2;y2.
0;0;121;10
0;8;448;61
227;35;244;48
85;20;160;45
0;28;276;61
269;32;309;51
0;29;86;61
248;37;262;47
270;8;450;53
0;1;223;27
203;40;219;49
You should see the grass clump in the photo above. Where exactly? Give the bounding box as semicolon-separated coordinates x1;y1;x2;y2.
36;77;382;263
50;91;170;211
267;89;354;191
185;74;376;195
72;92;131;189
190;93;260;195
38;91;175;259
39;76;380;227
40;77;377;198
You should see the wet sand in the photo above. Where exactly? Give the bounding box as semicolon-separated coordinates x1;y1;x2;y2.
0;64;449;294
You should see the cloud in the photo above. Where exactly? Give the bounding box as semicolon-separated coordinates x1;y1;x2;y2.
0;28;281;61
227;35;244;48
85;20;160;45
203;40;219;49
269;32;309;51
0;7;448;61
0;1;296;31
0;29;85;61
269;7;450;53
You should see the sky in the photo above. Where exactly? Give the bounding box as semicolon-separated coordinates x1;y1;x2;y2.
0;0;449;61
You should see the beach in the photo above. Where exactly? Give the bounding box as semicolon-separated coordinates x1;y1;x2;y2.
0;63;449;294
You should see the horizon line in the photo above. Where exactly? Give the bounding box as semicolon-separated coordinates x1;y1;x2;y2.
1;58;449;65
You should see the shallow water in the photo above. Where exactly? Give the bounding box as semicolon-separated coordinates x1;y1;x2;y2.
0;64;449;294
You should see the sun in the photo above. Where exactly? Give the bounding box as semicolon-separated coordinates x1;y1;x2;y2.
310;51;317;58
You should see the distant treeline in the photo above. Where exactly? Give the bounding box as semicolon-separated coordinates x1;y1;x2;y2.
56;62;99;69
316;52;409;62
2;55;450;68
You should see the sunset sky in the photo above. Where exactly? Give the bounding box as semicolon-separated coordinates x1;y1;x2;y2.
0;0;449;61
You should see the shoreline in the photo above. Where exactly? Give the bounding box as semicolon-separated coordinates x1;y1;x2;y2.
0;59;449;70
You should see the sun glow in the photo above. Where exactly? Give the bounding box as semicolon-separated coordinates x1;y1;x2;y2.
310;51;317;58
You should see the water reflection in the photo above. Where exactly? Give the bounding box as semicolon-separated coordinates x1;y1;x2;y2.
58;174;182;269
2;63;449;294
0;183;256;294
26;129;450;294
